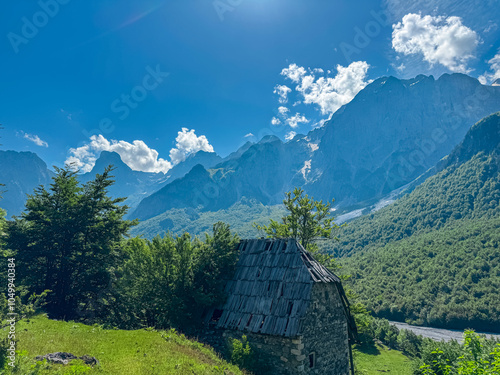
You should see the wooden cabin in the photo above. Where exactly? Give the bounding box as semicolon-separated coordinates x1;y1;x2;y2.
207;238;356;374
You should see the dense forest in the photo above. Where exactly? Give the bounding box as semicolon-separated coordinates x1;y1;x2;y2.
332;113;500;332
130;199;286;239
326;151;500;257
343;217;500;331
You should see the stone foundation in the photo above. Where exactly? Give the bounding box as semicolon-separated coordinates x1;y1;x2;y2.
300;283;350;374
199;283;350;374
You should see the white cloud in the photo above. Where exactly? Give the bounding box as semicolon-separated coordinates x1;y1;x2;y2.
271;117;281;126
280;61;371;115
286;113;309;128
478;51;500;84
281;64;307;83
490;54;500;78
244;133;254;138
169;128;214;165
23;132;48;147
66;128;214;174
285;131;297;141
384;0;499;35
66;135;172;173
273;84;291;104
392;13;479;73
278;106;289;116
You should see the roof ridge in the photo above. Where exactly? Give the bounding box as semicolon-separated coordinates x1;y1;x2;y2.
210;238;341;337
295;241;341;283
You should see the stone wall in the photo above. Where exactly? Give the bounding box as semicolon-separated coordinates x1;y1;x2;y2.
199;283;350;374
221;329;302;375
299;283;350;375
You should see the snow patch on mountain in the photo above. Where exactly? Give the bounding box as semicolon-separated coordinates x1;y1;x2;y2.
308;143;319;152
300;160;312;180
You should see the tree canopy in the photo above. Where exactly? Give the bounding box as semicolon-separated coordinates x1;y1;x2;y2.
114;222;240;330
6;166;136;319
255;187;338;250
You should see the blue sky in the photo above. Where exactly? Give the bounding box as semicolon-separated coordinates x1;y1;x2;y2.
1;0;499;173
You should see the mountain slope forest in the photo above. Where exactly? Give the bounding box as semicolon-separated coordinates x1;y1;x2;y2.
130;199;286;239
336;112;500;332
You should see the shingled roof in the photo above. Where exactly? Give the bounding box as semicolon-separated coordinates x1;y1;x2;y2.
211;238;343;337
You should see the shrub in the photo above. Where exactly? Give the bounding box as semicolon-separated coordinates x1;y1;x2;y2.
230;335;253;370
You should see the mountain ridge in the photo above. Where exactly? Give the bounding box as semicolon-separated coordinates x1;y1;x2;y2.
0;149;222;217
131;73;500;222
336;111;500;331
0;150;54;218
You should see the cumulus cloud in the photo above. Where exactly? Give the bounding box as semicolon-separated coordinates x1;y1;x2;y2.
280;61;371;115
285;131;297;141
22;132;48;147
286;113;309;128
66;128;214;174
392;13;479;73
479;51;500;84
271;117;281;126
169;128;214;165
278;106;289;116
66;135;172;173
273;85;292;104
244;133;254;138
281;64;307;83
384;0;499;35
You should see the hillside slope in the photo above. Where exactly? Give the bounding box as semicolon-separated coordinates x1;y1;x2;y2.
130;199;286;239
3;315;243;375
343;217;500;331
336;113;500;332
328;112;500;257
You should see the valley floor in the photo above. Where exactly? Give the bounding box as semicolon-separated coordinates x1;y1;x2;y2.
353;343;413;375
390;321;500;342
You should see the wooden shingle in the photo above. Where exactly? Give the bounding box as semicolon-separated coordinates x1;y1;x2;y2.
212;239;342;337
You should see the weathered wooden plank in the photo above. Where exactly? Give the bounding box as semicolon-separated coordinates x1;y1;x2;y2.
250;314;264;332
286;318;300;336
261;315;275;334
217;238;342;337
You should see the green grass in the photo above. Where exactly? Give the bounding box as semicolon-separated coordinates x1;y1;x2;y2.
2;315;243;375
353;342;413;375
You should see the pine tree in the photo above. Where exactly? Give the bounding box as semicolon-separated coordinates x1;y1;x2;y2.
7;166;136;319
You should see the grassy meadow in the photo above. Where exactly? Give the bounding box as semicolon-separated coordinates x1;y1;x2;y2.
1;315;243;375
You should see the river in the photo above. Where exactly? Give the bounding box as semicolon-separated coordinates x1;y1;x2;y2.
390;321;500;342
